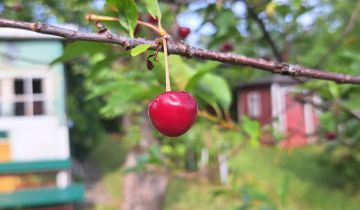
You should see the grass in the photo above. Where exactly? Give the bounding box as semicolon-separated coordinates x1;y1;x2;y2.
87;136;360;210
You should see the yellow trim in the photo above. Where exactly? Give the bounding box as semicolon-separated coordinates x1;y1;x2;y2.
0;175;19;192
0;142;11;162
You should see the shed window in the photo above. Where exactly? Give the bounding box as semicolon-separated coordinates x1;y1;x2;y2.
248;91;261;118
12;78;45;116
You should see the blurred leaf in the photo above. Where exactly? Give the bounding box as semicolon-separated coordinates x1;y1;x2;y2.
161;145;174;154
175;144;186;156
211;189;228;197
130;44;152;56
277;175;290;206
107;0;138;37
94;80;153;117
196;90;222;117
342;50;360;61
185;61;220;91
213;9;238;37
328;82;340;98
88;53;123;78
144;0;162;22
148;145;162;165
86;81;140;99
293;0;302;9
200;73;232;110
319;112;336;132
275;4;291;17
51;42;111;64
153;54;193;90
241;116;260;146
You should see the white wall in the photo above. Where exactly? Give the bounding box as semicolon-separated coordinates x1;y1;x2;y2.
0;116;69;161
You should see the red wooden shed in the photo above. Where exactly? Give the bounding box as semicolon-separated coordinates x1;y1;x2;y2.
236;75;319;147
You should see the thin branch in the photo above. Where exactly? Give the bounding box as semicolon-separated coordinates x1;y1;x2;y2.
244;1;283;62
86;14;167;36
1;17;360;84
315;0;360;68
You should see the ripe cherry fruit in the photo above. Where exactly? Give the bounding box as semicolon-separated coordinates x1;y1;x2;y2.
148;91;197;137
325;132;337;140
220;42;234;52
178;26;191;39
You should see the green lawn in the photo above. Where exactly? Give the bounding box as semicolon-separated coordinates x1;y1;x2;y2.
88;136;360;210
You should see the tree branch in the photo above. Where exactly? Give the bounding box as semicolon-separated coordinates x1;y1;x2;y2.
1;17;360;84
244;1;283;62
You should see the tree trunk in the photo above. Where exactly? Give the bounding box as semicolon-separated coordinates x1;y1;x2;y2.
121;115;169;210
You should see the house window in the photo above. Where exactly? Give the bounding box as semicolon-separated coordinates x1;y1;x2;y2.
13;78;46;116
247;91;261;118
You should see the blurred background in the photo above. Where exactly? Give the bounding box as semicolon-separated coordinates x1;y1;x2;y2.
0;0;360;210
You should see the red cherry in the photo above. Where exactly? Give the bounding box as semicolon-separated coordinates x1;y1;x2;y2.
148;91;197;137
220;42;234;52
178;27;191;39
325;132;337;140
147;15;159;24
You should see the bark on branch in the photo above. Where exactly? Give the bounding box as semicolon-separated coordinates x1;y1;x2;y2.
1;17;360;84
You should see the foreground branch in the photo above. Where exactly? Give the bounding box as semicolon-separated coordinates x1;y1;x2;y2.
1;17;360;84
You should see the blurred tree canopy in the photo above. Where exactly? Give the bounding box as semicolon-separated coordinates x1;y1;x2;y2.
2;0;360;183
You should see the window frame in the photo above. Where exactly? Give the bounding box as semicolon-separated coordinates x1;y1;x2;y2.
247;91;261;118
0;68;53;117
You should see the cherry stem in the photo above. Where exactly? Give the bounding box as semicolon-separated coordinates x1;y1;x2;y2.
86;14;167;36
162;36;171;92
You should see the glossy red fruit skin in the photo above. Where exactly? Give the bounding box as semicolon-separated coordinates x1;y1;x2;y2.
148;91;197;137
178;27;191;39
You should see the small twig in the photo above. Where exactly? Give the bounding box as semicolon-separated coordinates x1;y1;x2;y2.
198;110;237;130
86;14;167;36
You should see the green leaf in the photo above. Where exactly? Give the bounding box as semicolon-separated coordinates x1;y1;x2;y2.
328;82;339;98
152;54;193;90
51;41;111;64
200;73;232;109
185;61;220;91
293;0;302;9
86;81;140;100
241;116;260;146
277;175;290;206
130;44;152;56
144;0;162;23
196;91;222;117
107;0;138;38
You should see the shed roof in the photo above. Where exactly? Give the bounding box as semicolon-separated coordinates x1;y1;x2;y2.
236;75;306;89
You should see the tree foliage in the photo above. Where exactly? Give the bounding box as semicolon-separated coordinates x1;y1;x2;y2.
2;0;360;201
